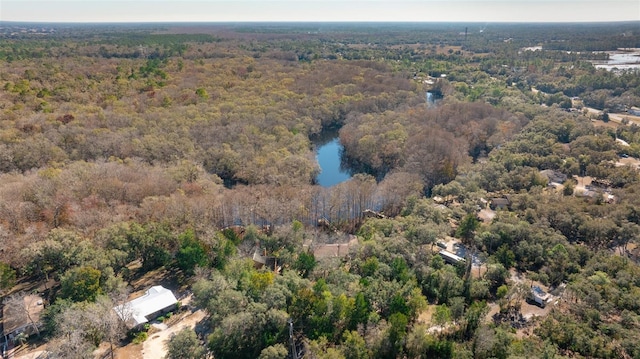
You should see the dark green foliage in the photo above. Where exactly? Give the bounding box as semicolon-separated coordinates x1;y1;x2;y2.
536;312;617;358
389;293;410;316
484;264;509;296
221;227;243;245
165;328;207;359
386;313;408;359
126;223;176;271
460;301;487;341
42;298;73;335
341;330;370;359
59;266;102;302
494;245;516;269
175;229;209;275
0;262;16;292
213;238;237;270
207;304;288;359
360;256;379;277
390;256;410;283
143;245;172;271
289;287;316;333
534;254;640;358
293;251;316;278
456;213;479;241
415;336;454;359
421;265;465;304
349;292;370;330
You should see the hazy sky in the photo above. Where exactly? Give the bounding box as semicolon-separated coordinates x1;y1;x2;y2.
2;0;639;23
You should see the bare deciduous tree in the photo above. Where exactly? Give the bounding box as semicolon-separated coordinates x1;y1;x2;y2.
2;291;43;339
47;296;128;359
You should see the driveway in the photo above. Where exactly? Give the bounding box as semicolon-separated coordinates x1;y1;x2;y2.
140;309;206;359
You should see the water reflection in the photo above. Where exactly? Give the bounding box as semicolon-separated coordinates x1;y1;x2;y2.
426;91;441;108
592;50;640;71
312;131;352;187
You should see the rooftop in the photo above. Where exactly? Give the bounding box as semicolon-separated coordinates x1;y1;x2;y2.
113;286;177;327
532;285;550;300
2;294;44;337
439;249;465;263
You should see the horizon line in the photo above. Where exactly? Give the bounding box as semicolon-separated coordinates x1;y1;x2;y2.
2;20;639;24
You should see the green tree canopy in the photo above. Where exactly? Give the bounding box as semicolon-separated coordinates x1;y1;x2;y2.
166;328;207;359
59;266;102;302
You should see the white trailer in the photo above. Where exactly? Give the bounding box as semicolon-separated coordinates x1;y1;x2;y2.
528;285;550;308
438;250;465;265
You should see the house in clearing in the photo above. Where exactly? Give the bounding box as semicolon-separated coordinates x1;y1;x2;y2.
252;248;281;273
2;294;44;343
539;169;567;185
489;197;510;210
113;286;178;329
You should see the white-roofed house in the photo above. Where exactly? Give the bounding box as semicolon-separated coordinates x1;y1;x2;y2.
113;286;178;329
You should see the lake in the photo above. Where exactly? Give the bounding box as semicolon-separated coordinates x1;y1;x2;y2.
314;135;352;187
591;50;640;71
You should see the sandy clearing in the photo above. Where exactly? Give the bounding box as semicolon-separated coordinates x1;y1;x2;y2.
584;107;640;127
141;309;206;359
616;156;640;169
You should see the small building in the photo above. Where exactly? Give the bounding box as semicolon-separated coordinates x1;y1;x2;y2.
584;190;616;204
2;294;44;342
362;209;386;219
113;286;178;329
252;248;281;273
489;197;510;210
539;170;567;184
528;286;551;308
433;195;456;205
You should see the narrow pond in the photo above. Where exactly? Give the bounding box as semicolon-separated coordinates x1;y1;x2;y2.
313;131;352;187
314;91;441;187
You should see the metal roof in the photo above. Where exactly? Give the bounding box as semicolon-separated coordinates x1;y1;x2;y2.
113;286;177;327
439;250;465;263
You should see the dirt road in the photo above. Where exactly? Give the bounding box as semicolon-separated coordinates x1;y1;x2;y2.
585;107;640;126
141;309;206;359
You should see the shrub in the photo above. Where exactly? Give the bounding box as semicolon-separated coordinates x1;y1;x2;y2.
132;331;148;344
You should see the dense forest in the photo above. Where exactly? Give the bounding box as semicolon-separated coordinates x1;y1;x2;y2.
0;21;640;359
